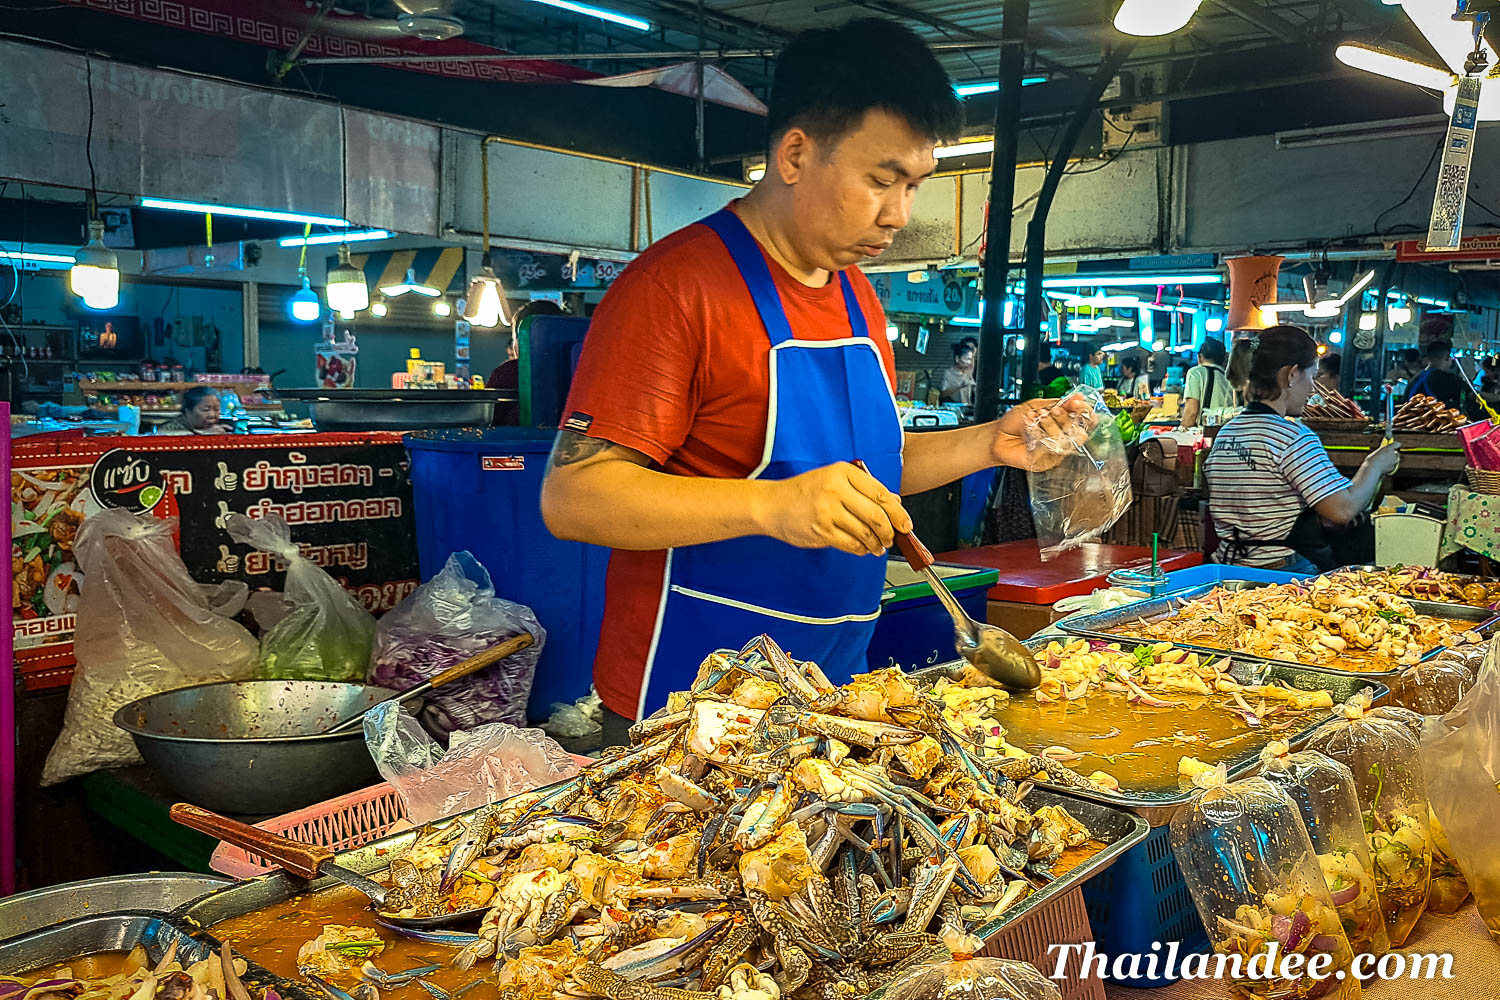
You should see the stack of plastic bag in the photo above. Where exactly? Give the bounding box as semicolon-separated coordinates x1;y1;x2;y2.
369;551;545;734
42;510;259;785
226;513;375;682
882;929;1061;1000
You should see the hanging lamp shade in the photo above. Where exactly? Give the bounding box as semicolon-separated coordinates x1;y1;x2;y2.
70;219;120;310
325;244;368;314
1225;255;1283;331
462;266;510;328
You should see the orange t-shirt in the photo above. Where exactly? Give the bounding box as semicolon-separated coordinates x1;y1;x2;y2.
561;204;894;717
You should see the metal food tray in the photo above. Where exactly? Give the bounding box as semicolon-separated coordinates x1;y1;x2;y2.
0;910;312;1000
175;781;1146;954
1059;582;1499;679
1327;566;1500;610
984;640;1389;825
0;873;230;943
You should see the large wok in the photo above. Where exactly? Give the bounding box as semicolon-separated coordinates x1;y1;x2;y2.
113;680;401;816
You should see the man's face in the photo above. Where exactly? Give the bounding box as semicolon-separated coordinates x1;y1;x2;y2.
777;109;938;271
956;348;975;371
1090;351;1104;366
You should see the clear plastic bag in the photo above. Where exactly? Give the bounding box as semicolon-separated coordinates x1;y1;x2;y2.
1169;766;1361;1000
41;510;259;785
1305;693;1432;946
1419;636;1500;941
1258;741;1390;958
540;692;603;739
369;551;545;734
1023;388;1132;558
1385;658;1474;716
882;931;1060;1000
226;513;375;682
363;699;581;823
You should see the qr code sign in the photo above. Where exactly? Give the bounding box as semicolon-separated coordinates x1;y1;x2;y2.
1432;162;1468;235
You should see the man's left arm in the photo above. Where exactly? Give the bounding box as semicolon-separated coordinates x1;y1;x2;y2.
899;396;1095;495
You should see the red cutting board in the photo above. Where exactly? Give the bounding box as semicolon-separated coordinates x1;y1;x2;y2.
932;541;1202;604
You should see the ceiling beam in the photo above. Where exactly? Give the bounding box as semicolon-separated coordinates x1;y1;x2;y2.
1211;0;1303;43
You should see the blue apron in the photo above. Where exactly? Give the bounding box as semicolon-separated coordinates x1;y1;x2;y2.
634;209;904;718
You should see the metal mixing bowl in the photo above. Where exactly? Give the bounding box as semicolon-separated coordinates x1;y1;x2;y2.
113;680;401;816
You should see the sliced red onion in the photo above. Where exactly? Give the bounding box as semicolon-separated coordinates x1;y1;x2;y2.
1046;653;1061;669
1308;934;1341;953
1328;884;1360;906
1286;909;1311;951
1271;914;1292;946
1088;639;1111;651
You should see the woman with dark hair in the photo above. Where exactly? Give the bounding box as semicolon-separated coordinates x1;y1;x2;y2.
157;385;227;435
939;336;977;404
1227;337;1255;404
489;299;565;425
1203;326;1400;572
1116;356;1151;398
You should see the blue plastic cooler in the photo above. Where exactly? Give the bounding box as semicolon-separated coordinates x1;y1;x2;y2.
405;428;609;721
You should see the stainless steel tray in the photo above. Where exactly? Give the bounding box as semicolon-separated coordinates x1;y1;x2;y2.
0;909;310;1000
931;644;1388;826
0;874;230;944
177;783;1146;952
1060;582;1499;679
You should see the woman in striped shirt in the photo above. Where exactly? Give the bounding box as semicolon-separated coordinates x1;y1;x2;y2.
1203;326;1401;573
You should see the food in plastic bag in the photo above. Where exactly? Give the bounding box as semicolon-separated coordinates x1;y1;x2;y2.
1426;808;1471;914
1258;741;1389;958
1305;693;1431;946
540;691;603;740
882;930;1060;1000
1419;637;1500;941
1385;657;1474;716
1023;387;1131;558
369;551;545;734
1170;766;1360;1000
226;513;376;681
41;510;259;785
363;699;581;823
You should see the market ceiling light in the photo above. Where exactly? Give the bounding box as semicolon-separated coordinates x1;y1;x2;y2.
1334;44;1451;94
1358;312;1378;331
1336;5;1500;121
370;299;389;318
526;0;650;31
289;273;321;322
1038;273;1223;289
0;246;75;270
1389;299;1414;324
325;244;369;314
1113;0;1204;37
463;268;510;328
934;139;995;159
954;76;1048;97
1205;316;1225;333
70;219;120;311
433;298;453;318
277;229;392;248
747;164;766;182
139;197;348;227
1329;330;1345;345
381;267;441;298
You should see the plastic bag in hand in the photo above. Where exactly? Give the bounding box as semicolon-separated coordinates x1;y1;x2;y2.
363;700;580;823
1023;387;1132;559
1420;635;1500;941
883;930;1061;1000
226;513;375;682
1306;692;1432;946
1170;766;1361;1000
42;510;259;785
369;551;545;734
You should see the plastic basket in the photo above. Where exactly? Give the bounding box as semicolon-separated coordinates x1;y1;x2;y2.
979;886;1102;1000
1079;824;1208;987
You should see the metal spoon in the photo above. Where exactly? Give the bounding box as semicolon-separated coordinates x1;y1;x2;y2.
169;803;488;929
891;528;1040;690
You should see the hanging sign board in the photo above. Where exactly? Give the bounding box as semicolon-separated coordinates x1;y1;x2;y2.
1395;234;1500;262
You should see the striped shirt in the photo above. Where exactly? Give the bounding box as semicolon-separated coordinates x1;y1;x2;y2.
1204;403;1349;565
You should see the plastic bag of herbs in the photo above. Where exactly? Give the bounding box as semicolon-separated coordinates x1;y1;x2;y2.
1170;765;1362;1000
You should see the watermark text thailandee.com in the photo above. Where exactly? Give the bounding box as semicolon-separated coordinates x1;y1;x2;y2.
1046;942;1456;984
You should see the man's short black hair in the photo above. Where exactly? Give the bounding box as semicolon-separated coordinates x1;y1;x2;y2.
1198;338;1227;367
768;19;964;151
1425;339;1453;362
1399;348;1420;366
952;336;978;359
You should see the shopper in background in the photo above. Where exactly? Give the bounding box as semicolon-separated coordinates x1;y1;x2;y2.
1204;326;1400;572
489;299;565;425
1227;337;1255;404
939;336;978;404
157;386;227;435
1403;340;1474;414
541;18;1094;746
1079;349;1105;389
1117;356;1151;398
1315;352;1341;394
1178;338;1234;429
1481;355;1500;394
1037;345;1069;391
1385;348;1421;386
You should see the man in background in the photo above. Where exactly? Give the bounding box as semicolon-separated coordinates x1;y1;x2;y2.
1079;349;1105;389
1179;338;1234;428
1404;340;1474;415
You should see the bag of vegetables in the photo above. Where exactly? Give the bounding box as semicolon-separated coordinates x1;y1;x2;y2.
1169;766;1361;1000
882;929;1061;1000
1305;693;1432;946
226;513;375;682
1257;741;1389;958
1420;637;1500;941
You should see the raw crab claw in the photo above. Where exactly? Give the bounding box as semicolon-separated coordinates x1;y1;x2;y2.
716;965;780;1000
764;706;925;748
360;963;441;989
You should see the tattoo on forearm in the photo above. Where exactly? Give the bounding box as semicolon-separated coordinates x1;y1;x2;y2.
549;431;616;468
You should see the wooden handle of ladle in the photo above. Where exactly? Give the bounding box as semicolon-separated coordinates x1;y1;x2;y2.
851;460;932;571
170;802;331;879
427;632;534;690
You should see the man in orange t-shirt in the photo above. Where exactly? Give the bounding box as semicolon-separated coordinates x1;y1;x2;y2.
542;19;1091;745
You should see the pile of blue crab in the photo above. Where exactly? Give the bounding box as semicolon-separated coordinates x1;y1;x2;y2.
372;635;1095;1000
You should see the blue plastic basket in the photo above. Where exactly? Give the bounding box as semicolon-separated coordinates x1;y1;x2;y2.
1079;824;1209;987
